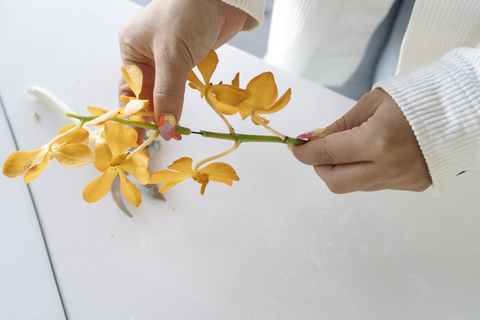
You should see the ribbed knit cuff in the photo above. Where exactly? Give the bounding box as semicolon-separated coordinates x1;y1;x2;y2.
374;47;480;195
222;0;264;31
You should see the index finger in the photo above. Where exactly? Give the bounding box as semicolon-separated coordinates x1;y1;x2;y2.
291;125;373;166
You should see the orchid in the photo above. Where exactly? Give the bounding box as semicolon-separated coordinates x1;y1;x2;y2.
238;72;291;126
187;50;245;132
3;49;309;208
150;157;239;195
2;123;95;183
82;121;151;207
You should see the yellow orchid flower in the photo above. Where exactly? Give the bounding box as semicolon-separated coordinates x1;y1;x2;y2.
82;121;151;207
84;105;148;171
2;124;95;183
187;50;245;115
150;157;239;195
120;64;150;117
238;72;291;125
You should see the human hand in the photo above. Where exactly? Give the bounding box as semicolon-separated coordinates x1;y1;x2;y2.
118;0;247;140
291;89;432;193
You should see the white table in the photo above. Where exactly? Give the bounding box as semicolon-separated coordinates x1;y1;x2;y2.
2;0;480;319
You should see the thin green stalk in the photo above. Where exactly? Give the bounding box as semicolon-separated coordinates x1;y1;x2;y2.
65;112;306;145
199;131;306;145
66;112;191;135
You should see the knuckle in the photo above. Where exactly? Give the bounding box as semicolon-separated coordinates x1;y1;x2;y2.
318;168;348;194
330;116;347;132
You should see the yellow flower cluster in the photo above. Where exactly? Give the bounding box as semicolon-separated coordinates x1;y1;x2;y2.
2;50;294;208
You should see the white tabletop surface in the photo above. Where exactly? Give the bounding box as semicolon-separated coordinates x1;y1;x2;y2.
2;0;480;319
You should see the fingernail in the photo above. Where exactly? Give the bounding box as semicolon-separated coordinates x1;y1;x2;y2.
158;114;176;141
172;133;182;141
297;128;325;140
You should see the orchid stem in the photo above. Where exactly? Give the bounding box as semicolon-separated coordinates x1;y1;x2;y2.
194;140;241;171
127;130;160;160
66;112;191;135
204;87;235;134
65;112;306;145
250;112;286;141
46;120;85;152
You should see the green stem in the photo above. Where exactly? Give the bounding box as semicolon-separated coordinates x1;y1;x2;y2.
199;131;306;145
66;112;191;135
65;112;306;145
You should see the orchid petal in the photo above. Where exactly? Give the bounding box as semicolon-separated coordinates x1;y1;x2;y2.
23;153;50;183
197;162;239;181
120;95;135;104
197;50;218;85
158;178;190;193
87;105;109;116
124;99;149;117
246;72;278;110
237;102;250;120
104;121;137;155
260;88;291;114
150;170;190;183
124;150;151;185
231;72;240;87
83;168;117;203
200;180;209;195
51;143;96;168
210;85;245;107
128;114;145;123
93;135;112;172
167;157;195;175
84;108;120;126
118;170;142;207
121;64;143;98
208;92;238;116
54;125;90;146
187;70;205;93
251;113;270;125
2;148;46;178
209;176;233;186
151;170;190;193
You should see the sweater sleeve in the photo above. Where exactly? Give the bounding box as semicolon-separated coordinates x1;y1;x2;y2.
221;0;264;31
373;47;480;195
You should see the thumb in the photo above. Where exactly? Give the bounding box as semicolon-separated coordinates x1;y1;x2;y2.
153;52;192;141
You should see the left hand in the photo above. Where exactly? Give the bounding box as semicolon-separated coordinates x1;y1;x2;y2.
291;89;432;193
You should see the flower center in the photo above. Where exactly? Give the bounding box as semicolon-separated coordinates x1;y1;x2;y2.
193;173;209;184
110;153;128;168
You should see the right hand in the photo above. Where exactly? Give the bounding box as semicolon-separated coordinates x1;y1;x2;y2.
118;0;248;140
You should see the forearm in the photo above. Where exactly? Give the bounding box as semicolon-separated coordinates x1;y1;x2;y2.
374;47;480;195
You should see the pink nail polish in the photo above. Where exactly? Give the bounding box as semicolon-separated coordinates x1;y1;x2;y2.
172;133;182;141
297;128;325;140
158;115;176;141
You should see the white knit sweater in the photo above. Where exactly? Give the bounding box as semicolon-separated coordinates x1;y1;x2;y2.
223;0;480;195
